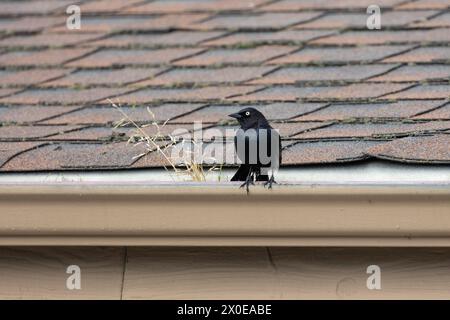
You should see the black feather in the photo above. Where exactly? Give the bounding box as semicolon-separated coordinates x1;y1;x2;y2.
228;108;281;186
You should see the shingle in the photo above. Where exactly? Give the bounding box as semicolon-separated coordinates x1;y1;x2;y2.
268;46;413;65
383;47;450;63
0;125;85;140
294;11;439;29
275;122;331;137
175;102;327;122
109;86;261;103
0;142;150;171
412;12;450;28
282;140;384;165
200;125;238;140
0;17;63;32
80;0;144;13
298;100;447;121
50;15;209;33
203;30;335;47
383;85;450;100
0;88;132;105
0;33;104;49
311;29;450;45
180;122;328;141
0;48;95;67
0;69;70;87
44;104;204;125
173;46;295;66
0;0;73;15
163;123;219;138
292;121;450;139
1;0;449;170
196;12;322;30
124;123;196;140
131;139;239;167
0;88;22;98
231;86;307;101
249;65;396;84
64;126;182;144
294;13;366;29
311;83;411;100
312;83;411;100
129;147;173;168
0;142;44;168
233;83;412;101
142;66;275;86
47;126;187;142
367;135;450;163
0;105;81;123
125;0;270;14
42;68;163;87
414;104;450;120
259;0;404;10
67;48;203;68
397;0;450;10
369;65;450;82
89;32;225;48
176;123;328;146
46;127;126;142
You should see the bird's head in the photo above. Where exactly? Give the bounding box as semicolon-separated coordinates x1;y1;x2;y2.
228;107;269;129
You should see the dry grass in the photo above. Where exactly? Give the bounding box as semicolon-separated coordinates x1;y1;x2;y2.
109;99;221;182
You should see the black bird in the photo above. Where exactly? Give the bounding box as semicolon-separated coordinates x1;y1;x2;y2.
228;107;281;192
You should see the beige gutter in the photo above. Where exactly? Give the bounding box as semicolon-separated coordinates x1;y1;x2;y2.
0;184;449;246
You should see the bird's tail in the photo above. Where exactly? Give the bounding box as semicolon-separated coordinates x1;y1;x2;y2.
230;165;250;181
231;165;269;182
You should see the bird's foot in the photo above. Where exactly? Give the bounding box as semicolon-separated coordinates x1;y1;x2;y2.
240;179;254;194
264;176;277;189
240;173;255;194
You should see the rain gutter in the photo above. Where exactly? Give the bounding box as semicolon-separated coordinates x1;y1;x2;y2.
0;161;449;247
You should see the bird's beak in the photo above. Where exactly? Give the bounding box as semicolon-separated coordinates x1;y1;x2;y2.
228;113;242;119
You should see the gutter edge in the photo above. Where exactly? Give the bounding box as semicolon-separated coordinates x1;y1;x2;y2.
0;185;449;246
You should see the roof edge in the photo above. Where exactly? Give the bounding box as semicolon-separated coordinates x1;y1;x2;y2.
0;184;449;246
0;160;449;185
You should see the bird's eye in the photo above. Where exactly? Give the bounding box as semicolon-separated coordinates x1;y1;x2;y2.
245;111;250;116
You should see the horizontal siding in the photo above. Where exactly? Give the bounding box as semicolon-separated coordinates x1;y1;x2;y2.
1;247;450;299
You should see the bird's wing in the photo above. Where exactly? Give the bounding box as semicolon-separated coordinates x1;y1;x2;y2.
234;129;259;165
235;128;281;168
279;133;282;166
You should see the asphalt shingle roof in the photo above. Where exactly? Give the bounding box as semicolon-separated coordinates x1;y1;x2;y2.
0;0;449;172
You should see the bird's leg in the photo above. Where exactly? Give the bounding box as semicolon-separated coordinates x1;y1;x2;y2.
264;174;277;189
240;168;255;193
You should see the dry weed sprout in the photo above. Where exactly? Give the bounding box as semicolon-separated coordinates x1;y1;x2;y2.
109;99;221;182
